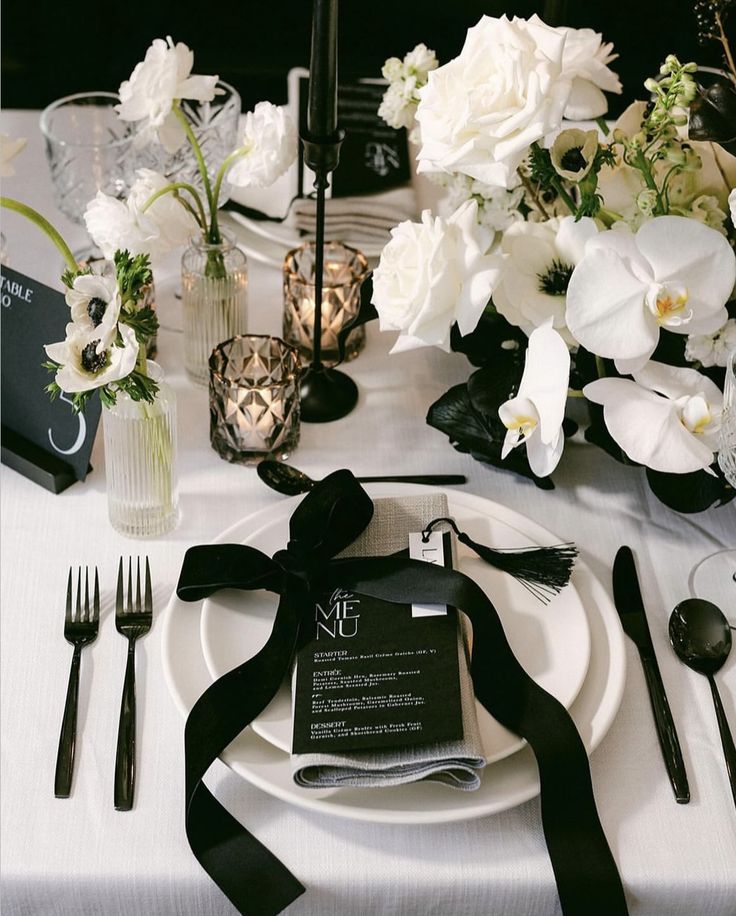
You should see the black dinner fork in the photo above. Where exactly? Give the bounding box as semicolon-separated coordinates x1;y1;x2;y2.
114;556;152;811
55;566;100;798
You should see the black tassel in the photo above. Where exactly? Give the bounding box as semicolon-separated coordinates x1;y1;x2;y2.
422;517;578;605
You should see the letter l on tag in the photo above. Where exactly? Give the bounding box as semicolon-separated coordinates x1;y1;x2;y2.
408;531;447;618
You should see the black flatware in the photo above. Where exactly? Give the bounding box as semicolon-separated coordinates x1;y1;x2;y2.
257;460;467;496
612;546;690;803
669;598;736;809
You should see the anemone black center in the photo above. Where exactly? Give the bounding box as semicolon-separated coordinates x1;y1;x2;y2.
80;340;108;374
538;259;574;296
560;146;586;173
87;297;107;327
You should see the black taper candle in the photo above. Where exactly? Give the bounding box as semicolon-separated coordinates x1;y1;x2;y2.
307;0;338;138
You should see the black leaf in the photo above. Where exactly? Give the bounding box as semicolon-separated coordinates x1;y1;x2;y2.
646;465;735;513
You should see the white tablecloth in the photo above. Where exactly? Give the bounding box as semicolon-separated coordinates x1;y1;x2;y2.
1;109;735;916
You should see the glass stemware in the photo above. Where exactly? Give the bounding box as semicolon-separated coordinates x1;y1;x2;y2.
40;92;139;262
718;349;736;487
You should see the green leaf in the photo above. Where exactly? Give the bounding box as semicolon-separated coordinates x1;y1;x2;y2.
646;465;735;513
426;383;554;489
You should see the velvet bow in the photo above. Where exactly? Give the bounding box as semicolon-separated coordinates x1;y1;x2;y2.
177;470;628;916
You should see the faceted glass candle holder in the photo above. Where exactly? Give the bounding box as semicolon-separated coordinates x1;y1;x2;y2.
209;335;301;465
283;241;369;366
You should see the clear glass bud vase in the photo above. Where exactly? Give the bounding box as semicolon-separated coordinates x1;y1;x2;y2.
181;233;248;385
102;362;179;538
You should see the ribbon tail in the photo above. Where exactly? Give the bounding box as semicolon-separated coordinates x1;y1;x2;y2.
328;556;629;916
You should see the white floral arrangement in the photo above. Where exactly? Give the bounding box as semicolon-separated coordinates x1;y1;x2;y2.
369;9;736;513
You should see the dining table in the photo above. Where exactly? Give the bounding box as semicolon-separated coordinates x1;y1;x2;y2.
1;107;735;916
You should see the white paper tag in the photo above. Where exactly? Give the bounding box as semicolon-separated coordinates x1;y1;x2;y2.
408;531;447;618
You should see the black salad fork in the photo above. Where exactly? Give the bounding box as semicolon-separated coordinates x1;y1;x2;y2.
114;557;153;811
55;566;100;798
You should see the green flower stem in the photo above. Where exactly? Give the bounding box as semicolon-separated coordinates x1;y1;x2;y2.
597;206;624;227
567;389;586;398
548;176;578;216
173;105;221;244
595;117;610;137
134;345;148;377
141;182;208;232
0;197;77;272
595;355;607;379
516;169;549;219
211;145;251;222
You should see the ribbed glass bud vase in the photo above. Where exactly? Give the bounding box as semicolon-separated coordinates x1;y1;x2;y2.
181;233;248;385
102;362;179;537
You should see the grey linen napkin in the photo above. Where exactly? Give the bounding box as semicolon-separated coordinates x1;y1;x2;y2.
291;495;486;791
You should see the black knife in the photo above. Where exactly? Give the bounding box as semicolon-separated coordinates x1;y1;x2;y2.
613;546;690;803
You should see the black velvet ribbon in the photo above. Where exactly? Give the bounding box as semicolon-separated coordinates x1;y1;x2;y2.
177;470;628;916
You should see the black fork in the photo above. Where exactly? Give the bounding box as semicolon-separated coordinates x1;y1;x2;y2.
114;557;153;811
55;567;100;798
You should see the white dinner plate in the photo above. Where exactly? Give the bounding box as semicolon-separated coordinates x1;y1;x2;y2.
161;489;626;824
200;485;592;764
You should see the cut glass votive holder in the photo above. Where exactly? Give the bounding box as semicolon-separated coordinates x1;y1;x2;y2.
283;241;369;366
209;335;301;465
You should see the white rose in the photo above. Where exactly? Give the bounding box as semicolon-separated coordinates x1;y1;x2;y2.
84;169;198;261
0;134;27;178
116;37;219;153
227;102;297;189
65;273;121;350
371;199;502;352
558;27;621;119
415;15;572;189
45;322;140;394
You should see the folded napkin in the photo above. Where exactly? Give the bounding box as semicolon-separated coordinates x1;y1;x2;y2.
291;494;486;791
289;185;418;248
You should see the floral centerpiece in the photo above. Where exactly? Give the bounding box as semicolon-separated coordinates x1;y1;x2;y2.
370;7;736;513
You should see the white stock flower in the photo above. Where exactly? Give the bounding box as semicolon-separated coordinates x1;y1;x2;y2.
442;173;525;232
403;44;439;80
415;15;571;189
729;188;736;225
84;169;197;260
685;194;727;234
378;80;418;130
685;319;736;368
45;323;139;394
371;199;502;352
227;102;297;188
558;27;621;119
499;320;570;477
0;134;27;177
584;361;723;473
65;273;121;351
116;37;219;153
494;216;599;343
566;216;736;373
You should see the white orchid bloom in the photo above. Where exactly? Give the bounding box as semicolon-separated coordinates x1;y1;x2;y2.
566;216;736;374
372;199;502;352
45;323;140;394
0;134;27;178
493;215;599;344
65;273;121;352
498;320;570;477
226;103;297;189
584;361;723;474
116;37;219;153
84;169;197;261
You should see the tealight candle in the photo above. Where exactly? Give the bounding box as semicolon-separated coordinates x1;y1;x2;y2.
282;240;369;366
209;335;301;464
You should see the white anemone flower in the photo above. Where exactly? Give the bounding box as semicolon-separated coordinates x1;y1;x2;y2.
498;320;570;477
584;361;723;474
45;323;140;394
226;103;297;189
116;37;219;153
493;216;599;344
566;216;736;374
65;273;121;351
0;134;27;177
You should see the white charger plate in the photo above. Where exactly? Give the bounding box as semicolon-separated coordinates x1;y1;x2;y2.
161;488;626;824
200;485;592;764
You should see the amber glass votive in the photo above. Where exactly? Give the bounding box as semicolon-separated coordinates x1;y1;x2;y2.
209;335;301;464
282;241;369;366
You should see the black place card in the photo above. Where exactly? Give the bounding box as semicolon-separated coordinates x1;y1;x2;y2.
1;267;100;491
291;70;412;197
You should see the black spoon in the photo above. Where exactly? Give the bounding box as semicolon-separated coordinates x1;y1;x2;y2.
669;598;736;809
256;460;467;496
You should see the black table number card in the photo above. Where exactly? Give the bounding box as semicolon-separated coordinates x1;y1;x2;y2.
1;267;100;492
290;69;412;198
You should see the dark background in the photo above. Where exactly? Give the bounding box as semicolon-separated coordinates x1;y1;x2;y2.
1;0;725;115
